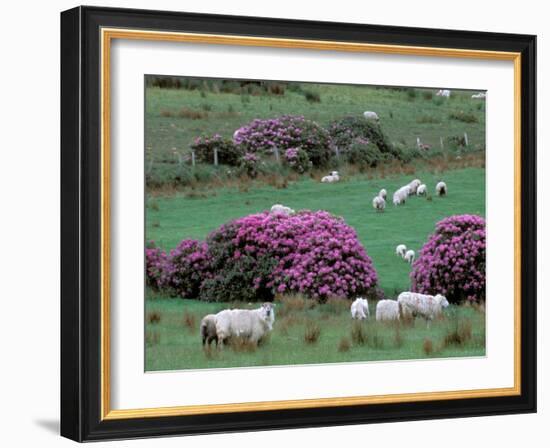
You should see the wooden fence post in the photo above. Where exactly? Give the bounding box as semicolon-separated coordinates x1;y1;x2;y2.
274;147;280;163
213;148;218;166
191;151;196;167
416;137;421;149
464;132;469;146
440;136;444;149
335;146;340;159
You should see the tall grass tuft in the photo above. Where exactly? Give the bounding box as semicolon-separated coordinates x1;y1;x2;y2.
147;311;162;325
183;312;197;331
304;321;321;344
423;337;434;355
338;337;351;352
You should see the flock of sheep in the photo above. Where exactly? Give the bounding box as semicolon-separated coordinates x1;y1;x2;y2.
200;291;449;350
373;178;448;212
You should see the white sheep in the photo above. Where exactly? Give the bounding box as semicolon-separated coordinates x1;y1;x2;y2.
200;314;218;347
363;111;380;121
407;179;422;194
392;185;410;205
436;89;451;97
416;184;427;196
436;181;447;196
215;303;275;348
395;244;407;258
350;297;370;320
376;300;400;321
321;171;340;183
471;92;486;99
404;249;415;264
397;292;449;325
378;188;387;200
270;204;295;215
372;195;386;212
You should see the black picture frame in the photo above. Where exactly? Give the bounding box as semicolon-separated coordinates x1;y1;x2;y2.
61;5;536;442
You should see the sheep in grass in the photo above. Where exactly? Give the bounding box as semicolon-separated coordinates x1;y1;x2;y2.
472;92;486;99
393;185;410;205
416;184;427;196
200;314;218;348
436;89;451;98
376;300;400;321
215;303;275;348
397;292;449;326
436;181;448;196
363;111;380;122
395;244;407;258
321;171;340;183
270;204;295;216
407;179;422;195
404;249;415;265
372;195;386;212
378;188;387;200
350;297;370;320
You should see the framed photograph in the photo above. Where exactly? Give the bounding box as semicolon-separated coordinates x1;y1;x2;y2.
61;6;536;442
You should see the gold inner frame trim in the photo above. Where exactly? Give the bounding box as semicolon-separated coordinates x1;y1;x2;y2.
100;27;522;421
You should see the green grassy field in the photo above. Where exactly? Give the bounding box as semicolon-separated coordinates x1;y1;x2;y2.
145;294;485;371
146;166;485;296
146;82;485;164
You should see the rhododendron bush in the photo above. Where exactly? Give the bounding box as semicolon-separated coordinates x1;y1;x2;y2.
410;214;486;303
233;115;332;167
147;211;379;302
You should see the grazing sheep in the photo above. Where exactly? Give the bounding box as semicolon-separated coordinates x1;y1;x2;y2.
378;188;387;200
397;292;450;325
436;89;451;97
350;297;370;320
215;303;275;348
270;204;295;215
416;184;427;196
436;181;447;196
321;171;340;183
407;179;422;194
363;111;380;121
372;195;386;212
395;244;407;258
471;92;486;99
200;314;218;347
404;249;415;264
376;300;400;321
392;185;410;205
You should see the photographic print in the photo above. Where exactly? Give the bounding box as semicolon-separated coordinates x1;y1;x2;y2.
144;76;487;371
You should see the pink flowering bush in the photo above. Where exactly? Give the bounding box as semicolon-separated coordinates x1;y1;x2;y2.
161;239;212;299
238;152;260;178
233;115;332;167
145;241;169;290
199;210;378;302
410;214;486;303
191;134;243;166
283;147;311;173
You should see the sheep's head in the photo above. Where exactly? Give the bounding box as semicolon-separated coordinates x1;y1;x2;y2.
435;294;449;308
259;302;275;320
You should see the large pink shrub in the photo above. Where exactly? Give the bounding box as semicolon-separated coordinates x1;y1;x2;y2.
410;214;486;303
200;210;378;302
145;242;169;290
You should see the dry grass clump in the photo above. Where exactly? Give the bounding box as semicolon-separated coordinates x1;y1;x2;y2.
423;337;434;355
145;330;161;346
275;294;316;318
323;297;350;315
230;336;257;353
393;324;404;348
304;321;321;344
338;337;351;353
351;321;384;348
182;312;197;332
443;318;473;348
178;107;209;120
351;321;367;345
147;311;162;325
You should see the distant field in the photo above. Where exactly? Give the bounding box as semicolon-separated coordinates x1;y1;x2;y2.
145;295;485;371
146;166;485;296
145;82;486;164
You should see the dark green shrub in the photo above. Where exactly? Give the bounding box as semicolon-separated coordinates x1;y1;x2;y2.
191;134;244;166
449;110;478;123
346;139;384;168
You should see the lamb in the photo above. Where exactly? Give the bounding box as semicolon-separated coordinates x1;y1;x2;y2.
416;184;427;196
395;244;407;258
215;303;275;348
270;204;295;215
376;300;400;321
436;89;451;97
363;111;380;122
200;314;218;347
397;292;449;325
372;195;386;212
436;181;447;196
321;171;340;183
393;185;410;205
407;179;422;194
404;249;415;264
350;297;370;320
378;188;387;200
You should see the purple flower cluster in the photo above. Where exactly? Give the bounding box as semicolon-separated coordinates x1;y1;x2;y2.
233;115;332;167
284;147;311;173
410;214;486;303
205;210;378;301
239;152;260;178
145;239;212;299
